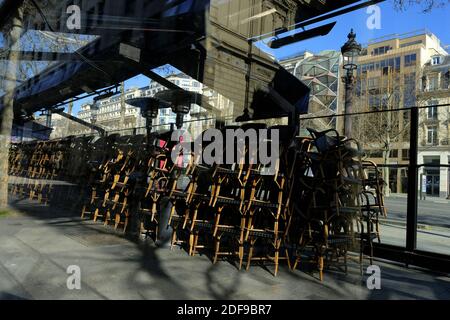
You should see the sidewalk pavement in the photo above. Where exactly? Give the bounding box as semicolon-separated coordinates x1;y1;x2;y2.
0;198;449;300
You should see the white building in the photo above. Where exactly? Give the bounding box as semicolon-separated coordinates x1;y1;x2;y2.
280;50;342;130
418;54;450;198
74;73;207;135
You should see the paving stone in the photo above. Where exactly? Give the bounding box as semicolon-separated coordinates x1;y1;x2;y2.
0;209;449;300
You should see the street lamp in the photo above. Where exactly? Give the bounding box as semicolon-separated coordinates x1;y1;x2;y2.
126;97;167;145
341;29;362;138
90;103;98;134
155;89;195;129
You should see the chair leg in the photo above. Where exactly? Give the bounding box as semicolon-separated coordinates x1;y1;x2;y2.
114;213;120;230
285;249;292;271
170;229;178;250
192;232;199;256
292;256;299;271
123;216;129;234
93;208;99;222
104;210;110;226
238;242;244;270
168;205;176;225
246;239;256;271
274;239;281;276
318;256;324;282
188;233;195;256
213;235;222;264
190;207;198;232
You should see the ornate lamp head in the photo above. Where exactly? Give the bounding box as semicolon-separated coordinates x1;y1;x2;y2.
341;29;362;71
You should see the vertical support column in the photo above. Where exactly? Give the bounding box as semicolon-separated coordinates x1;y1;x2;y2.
45;110;52;128
343;72;354;139
406;106;419;253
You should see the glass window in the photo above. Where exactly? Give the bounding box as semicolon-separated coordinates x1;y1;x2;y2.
404;73;416;107
427;126;438;145
427;105;438;119
404;53;417;67
428;75;439;90
390;149;398;158
432;56;441;65
395;57;401;70
401;149;410;160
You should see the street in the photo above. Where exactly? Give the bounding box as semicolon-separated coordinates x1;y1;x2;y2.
384;196;450;228
377;196;450;255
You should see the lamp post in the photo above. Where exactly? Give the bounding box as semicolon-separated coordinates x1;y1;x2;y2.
341;29;361;138
126;97;164;145
155;89;194;129
90;103;98;135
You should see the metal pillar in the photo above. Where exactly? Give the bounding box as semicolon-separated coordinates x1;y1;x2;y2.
406;106;419;253
343;72;355;138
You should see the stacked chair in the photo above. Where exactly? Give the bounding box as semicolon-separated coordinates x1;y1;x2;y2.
359;160;387;264
9;139;69;204
82;135;146;234
288;128;381;280
8;125;387;281
169;124;297;275
80;135;120;222
138;131;184;240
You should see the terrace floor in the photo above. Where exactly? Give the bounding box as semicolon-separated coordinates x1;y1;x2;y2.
1;198;449;300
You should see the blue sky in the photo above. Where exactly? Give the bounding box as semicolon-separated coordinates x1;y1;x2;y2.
263;0;450;59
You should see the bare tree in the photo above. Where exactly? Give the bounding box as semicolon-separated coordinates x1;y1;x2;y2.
0;5;24;208
394;0;450;12
353;68;418;196
119;81;126;131
0;1;91;207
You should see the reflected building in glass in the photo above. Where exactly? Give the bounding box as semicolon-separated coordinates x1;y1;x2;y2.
280;50;342;131
417;54;450;198
353;30;448;195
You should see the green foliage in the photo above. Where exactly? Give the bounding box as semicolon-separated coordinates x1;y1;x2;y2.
0;210;10;217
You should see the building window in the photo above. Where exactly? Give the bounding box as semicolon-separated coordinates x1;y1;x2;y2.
390;149;398;158
400;40;422;48
427;126;438;145
442;71;450;89
373;46;390;56
369;151;383;158
404;73;416;107
404;54;417;67
395;57;401;70
401;149;410;160
368;77;379;89
428;75;439;91
427;105;438;119
431;56;441;65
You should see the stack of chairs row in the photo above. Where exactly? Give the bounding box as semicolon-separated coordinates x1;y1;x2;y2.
81;134;147;233
9;139;69;204
80;130;185;238
8;136;100;209
138;131;186;240
287;128;386;281
169;124;297;276
8;127;386;281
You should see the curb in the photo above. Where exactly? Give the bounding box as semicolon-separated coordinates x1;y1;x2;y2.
380;218;449;232
387;195;450;204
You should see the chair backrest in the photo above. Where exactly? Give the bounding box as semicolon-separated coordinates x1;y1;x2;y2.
307;128;343;153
